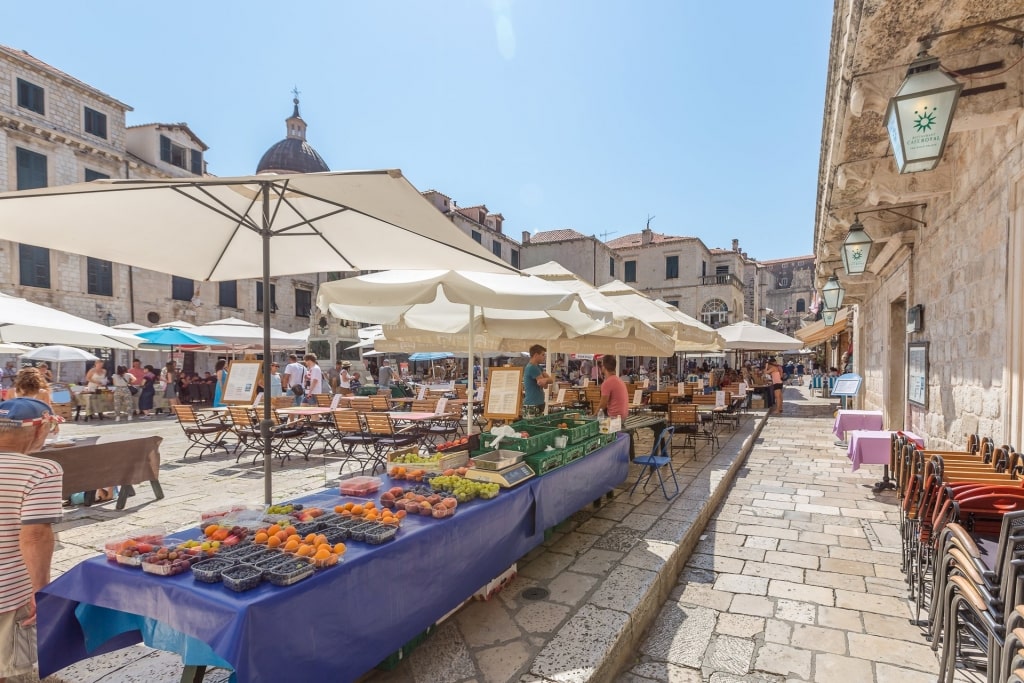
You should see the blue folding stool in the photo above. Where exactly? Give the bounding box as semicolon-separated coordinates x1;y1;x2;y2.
630;426;679;499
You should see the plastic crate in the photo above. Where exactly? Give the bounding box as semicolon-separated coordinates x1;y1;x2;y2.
191;557;238;583
480;425;558;455
376;625;437;671
524;450;564;475
267;558;315;586
562;444;586;464
221;563;263;592
581;436;604;454
549;419;600;444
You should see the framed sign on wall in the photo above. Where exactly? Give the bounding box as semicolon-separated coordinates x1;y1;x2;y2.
907;341;928;408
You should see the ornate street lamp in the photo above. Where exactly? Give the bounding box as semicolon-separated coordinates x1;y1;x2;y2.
822;308;839;327
821;274;845;310
841;219;873;275
317;316;329;335
885;53;962;174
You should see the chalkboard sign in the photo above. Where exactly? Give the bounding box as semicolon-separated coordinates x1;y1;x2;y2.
222;360;263;405
483;366;524;422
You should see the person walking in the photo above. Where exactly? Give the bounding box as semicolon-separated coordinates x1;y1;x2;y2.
522;344;552;417
336;361;353;396
377;359;396;390
160;361;179;409
302;353;324;405
109;366;135;422
766;357;784;415
138;365;156;417
212;359;228;408
283;354;306;407
0;397;64;683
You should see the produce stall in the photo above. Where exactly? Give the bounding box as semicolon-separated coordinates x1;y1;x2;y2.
37;434;630;682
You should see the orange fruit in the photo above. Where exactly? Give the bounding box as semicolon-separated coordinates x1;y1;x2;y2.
395;510;407;519
315;534;328;546
267;524;281;536
284;539;300;552
297;544;313;557
253;532;269;544
304;533;317;544
283;526;297;537
351;505;364;515
204;525;219;538
275;530;290;542
334;505;345;514
333;543;346;555
343;502;354;511
314;549;331;561
364;501;375;508
267;535;281;548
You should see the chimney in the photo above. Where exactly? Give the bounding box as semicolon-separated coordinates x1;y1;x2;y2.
641;227;653;245
522;231;531;244
732;238;739;252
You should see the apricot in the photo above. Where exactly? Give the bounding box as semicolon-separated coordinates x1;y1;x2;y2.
253;532;269;544
267;535;282;548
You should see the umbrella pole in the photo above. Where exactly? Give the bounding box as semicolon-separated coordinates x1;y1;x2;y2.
466;304;474;435
261;184;274;505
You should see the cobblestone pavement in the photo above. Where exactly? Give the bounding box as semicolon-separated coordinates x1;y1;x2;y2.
13;383;969;683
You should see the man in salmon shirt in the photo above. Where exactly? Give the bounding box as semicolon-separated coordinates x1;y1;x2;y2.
596;355;628;421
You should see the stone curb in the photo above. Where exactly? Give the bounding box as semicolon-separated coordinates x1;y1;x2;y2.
526;411;770;683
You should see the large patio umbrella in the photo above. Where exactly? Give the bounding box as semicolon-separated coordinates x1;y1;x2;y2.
317;269;608;430
715;320;804;351
20;345;99;383
190;317;296;350
0;170;514;503
134;328;226;360
0;293;143;350
596;280;722;347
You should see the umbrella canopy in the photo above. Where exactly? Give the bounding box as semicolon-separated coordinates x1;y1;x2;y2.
190;317;296;349
20;345;99;363
596;280;722;347
714;320;804;351
0;342;31;354
0;171;515;504
111;322;151;332
134;327;225;347
409;352;454;361
0;293;143;350
153;320;196;328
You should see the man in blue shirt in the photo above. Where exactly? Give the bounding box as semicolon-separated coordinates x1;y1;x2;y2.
522;344;552;417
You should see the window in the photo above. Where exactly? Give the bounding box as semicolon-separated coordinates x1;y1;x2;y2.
609;257;615;277
219;281;238;308
776;273;791;288
85;169;109;182
84;107;107;139
715;265;729;275
796;298;806;313
16;78;44;115
256;282;277;313
171;276;194;302
666;300;679;308
511;249;519;268
87;258;113;296
159;135;189;169
16;148;47;190
491;241;502;258
471;230;482;243
191;150;203;175
700;299;730;328
19;246;50;288
701;261;707;277
624;260;637;283
295;289;312;317
666;255;679;279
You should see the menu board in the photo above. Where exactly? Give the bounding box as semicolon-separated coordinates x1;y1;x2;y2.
223;360;263;405
907;342;928;407
483;367;524;421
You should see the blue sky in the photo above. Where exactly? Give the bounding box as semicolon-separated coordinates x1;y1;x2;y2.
4;1;831;261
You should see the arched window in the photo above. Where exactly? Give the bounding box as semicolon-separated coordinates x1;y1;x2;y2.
796;298;806;313
701;299;729;328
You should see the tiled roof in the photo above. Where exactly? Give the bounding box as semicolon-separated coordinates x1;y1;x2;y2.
421;189;451;200
0;44;131;110
605;231;690;249
129;123;209;151
760;255;815;265
528;229;588;243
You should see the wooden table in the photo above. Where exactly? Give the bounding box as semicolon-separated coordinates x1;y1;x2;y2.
33;434;163;510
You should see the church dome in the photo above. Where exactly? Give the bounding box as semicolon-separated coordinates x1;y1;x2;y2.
256;97;330;174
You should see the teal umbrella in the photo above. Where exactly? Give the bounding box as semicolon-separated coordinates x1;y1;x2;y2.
135;327;224;347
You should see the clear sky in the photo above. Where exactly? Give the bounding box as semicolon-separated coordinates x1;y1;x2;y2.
3;1;832;261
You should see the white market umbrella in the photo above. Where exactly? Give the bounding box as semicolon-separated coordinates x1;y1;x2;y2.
0;293;143;350
153;320;196;329
0;170;514;504
596;280;722;347
111;322;151;332
0;342;31;354
21;345;99;383
317;270;609;430
191;317;296;350
715;320;804;351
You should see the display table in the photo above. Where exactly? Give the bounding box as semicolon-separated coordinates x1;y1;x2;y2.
37;435;630;682
832;409;883;440
847;430;924;471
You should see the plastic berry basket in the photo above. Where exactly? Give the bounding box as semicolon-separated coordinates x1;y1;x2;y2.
292;521;323;537
267;558;316;586
191;557;238;583
141;552;194;577
364;525;398;544
217;541;258;559
252;552;293;577
348;522;379;542
338;476;382;496
321;527;349;545
221;564;263;592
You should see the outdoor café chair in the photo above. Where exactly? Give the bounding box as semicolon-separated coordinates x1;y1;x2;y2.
630;426;678;499
326;410;377;475
647;391;670;413
411;398;438;413
363;413;420;472
171;405;233;460
667;404;699;451
370;394;392;411
226;406;263;464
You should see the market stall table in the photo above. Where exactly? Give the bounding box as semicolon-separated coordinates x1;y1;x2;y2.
33;434;163;510
36;434;630;682
832;409;884;441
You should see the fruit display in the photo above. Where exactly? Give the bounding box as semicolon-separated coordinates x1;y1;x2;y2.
104;528;165;561
141;546;194;576
434;437;471;453
115;541;156;566
384;487;460;519
191;557;238;583
266;503;303;515
390;449;443;464
201;524;249;547
250;522;346;567
333;500;403;526
338;476;382;496
266;557;316;586
429;475;500;502
221;563;263;592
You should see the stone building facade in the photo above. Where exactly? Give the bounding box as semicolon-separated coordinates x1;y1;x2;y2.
760;255;817;337
813;1;1024;448
518;229;620;288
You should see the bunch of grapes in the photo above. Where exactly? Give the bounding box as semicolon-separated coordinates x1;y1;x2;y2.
267;503;303;515
430;476;500;502
391;451;441;464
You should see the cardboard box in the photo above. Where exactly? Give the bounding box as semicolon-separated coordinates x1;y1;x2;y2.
473;563;517;601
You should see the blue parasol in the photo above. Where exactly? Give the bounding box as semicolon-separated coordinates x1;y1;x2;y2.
408;352;453;361
134;327;224;348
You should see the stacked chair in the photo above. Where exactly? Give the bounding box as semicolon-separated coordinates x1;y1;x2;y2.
895;430;1024;682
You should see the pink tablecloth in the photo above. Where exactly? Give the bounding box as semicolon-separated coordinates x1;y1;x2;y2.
832;410;884;439
847;430;925;471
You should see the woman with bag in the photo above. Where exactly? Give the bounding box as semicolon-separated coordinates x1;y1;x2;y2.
212;359;228;407
110;365;135;422
138;365;156;417
160;361;179;407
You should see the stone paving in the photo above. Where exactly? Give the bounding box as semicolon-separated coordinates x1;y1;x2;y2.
12;383;971;682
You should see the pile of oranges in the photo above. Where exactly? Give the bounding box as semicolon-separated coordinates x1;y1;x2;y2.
333;500;404;526
388;466;430;482
252;524;344;567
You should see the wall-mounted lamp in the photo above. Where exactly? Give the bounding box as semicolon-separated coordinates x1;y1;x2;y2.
317;316;329;335
102;312;116;327
841;219;874;275
822;308;839;327
821;273;846;310
885;53;963;174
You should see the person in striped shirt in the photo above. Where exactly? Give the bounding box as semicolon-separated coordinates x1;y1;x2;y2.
0;398;63;682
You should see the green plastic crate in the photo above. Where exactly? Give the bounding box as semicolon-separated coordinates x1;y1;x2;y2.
562;443;586;464
480;425;558;455
376;624;436;670
581;436;604;454
524;449;565;475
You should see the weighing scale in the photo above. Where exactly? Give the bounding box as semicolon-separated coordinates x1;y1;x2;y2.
465;462;535;488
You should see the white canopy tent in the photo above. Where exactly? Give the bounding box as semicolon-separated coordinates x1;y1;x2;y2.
596;280;722;348
715;320;804;351
190;317;299;350
0;293;143;350
0;170;515;503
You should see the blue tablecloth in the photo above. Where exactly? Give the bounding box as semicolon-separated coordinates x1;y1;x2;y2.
38;434;629;683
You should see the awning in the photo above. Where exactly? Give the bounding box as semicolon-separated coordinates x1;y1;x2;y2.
796;309;849;347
